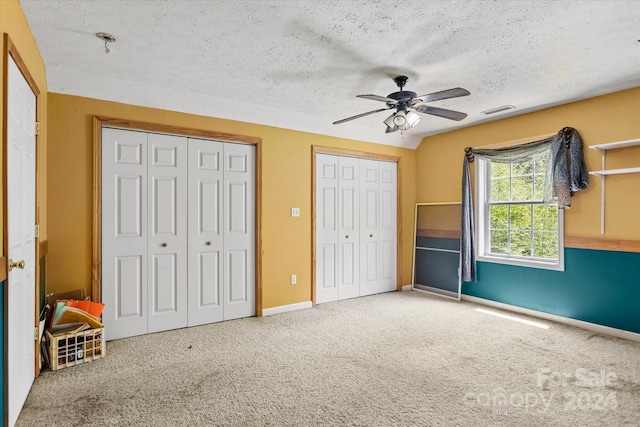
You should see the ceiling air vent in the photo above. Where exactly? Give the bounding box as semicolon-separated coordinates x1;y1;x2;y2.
481;105;515;115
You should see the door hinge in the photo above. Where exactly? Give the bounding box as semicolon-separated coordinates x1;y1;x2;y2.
35;224;40;238
35;121;41;135
34;326;39;341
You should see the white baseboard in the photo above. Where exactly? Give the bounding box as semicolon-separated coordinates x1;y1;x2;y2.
402;285;412;291
262;301;313;316
461;295;640;343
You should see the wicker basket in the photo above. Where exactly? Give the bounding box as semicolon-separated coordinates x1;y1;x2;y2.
45;328;106;370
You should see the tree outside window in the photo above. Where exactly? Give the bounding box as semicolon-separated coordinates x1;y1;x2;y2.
477;152;563;270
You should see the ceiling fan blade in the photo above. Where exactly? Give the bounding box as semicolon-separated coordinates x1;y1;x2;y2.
333;107;391;125
385;125;399;134
414;105;468;121
416;87;470;103
357;94;398;104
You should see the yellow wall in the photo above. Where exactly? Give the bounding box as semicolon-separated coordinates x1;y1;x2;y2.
0;0;48;257
47;93;416;308
416;87;640;241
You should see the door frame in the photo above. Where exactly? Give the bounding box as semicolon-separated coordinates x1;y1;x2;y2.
311;146;402;306
91;117;263;315
3;34;43;426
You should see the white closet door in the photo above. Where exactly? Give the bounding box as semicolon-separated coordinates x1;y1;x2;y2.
315;154;339;304
187;138;224;326
337;156;360;300
7;55;36;427
222;143;256;320
359;159;379;296
147;133;188;333
102;128;148;340
378;161;397;292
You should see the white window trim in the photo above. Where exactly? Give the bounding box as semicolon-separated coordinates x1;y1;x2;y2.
475;157;564;272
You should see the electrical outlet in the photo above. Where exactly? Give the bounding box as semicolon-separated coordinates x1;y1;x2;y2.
291;207;300;217
290;274;297;285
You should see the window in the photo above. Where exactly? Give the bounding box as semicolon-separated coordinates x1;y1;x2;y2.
476;151;564;270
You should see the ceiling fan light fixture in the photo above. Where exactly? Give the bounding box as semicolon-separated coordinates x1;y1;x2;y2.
392;110;407;127
336;75;469;133
383;113;396;129
405;111;421;128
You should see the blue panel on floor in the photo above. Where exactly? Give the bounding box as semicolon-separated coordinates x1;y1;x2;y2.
462;248;640;333
415;249;459;292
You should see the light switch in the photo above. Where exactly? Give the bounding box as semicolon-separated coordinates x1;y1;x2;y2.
291;207;300;217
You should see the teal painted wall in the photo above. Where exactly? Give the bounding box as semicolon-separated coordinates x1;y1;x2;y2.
462;248;640;334
1;280;4;423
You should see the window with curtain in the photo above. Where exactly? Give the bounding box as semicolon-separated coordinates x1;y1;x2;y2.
462;127;587;281
475;150;564;270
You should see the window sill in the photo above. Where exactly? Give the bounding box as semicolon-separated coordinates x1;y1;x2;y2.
477;254;564;272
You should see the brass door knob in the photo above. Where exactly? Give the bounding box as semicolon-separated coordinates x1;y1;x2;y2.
8;259;25;272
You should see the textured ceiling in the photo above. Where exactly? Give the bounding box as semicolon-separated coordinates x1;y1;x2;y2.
20;0;640;149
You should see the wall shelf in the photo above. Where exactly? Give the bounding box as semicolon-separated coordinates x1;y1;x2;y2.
588;138;640;234
589;167;640;176
589;138;640;151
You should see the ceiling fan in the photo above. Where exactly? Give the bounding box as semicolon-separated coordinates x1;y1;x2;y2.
333;75;470;133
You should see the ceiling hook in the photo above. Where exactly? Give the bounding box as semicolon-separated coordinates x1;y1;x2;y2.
96;32;116;54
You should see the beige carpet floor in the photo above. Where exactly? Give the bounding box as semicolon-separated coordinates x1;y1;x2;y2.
17;290;640;426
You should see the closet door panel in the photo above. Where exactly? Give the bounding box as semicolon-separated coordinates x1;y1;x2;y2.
187;139;224;326
102;128;148;340
378;161;397;292
227;249;248;301
147;133;188;333
315;154;339;304
337;156;360;300
151;253;178;312
223;143;256;320
114;255;144;319
359;159;379;296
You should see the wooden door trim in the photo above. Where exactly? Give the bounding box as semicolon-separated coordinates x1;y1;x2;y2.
92;117;263;316
311;146;403;306
4;34;43;385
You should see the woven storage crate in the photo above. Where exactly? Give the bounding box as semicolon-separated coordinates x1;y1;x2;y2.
46;328;106;370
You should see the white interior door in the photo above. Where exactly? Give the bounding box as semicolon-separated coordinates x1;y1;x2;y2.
222;143;255;320
378;161;397;292
315;154;397;305
102;128;148;340
337;156;359;300
315;154;338;304
103;130;255;338
359;159;379;296
187;138;224;326
7;54;36;427
147;133;188;333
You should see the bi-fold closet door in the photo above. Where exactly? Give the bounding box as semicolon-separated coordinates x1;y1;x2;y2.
316;153;397;304
102;128;255;341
